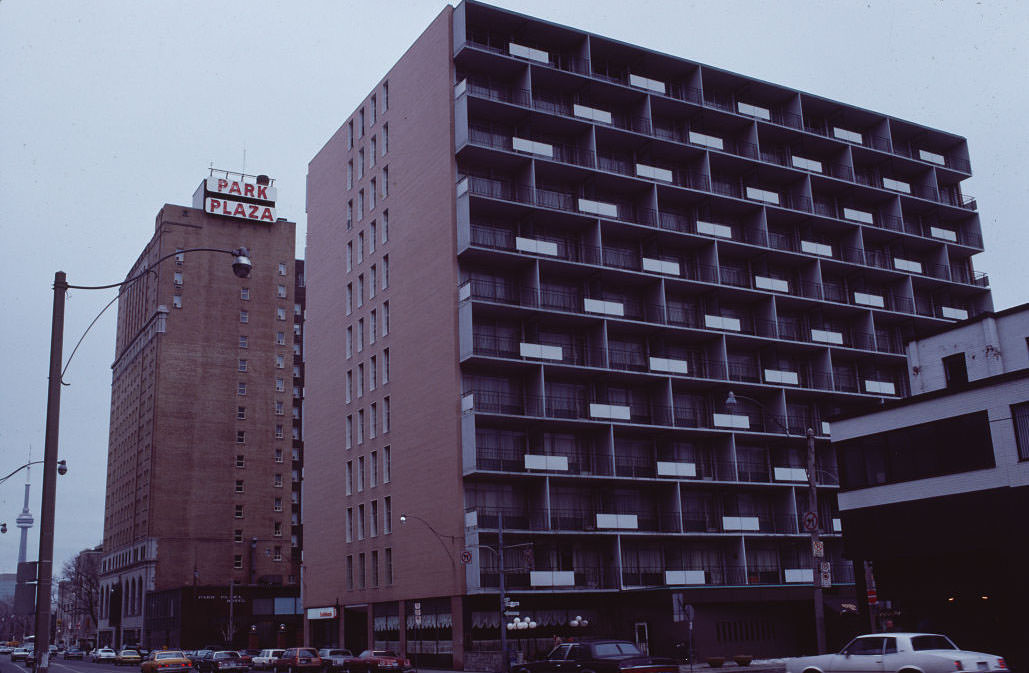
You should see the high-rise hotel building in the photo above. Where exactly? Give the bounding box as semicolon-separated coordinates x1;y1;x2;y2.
304;2;991;663
98;173;306;648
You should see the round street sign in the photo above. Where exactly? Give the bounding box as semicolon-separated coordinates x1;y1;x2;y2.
460;550;473;564
802;511;819;532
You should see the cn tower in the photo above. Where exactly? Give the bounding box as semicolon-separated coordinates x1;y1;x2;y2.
16;467;33;564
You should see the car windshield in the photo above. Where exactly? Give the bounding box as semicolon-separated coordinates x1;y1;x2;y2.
592;643;643;657
298;650;318;657
157;652;185;659
911;636;958;651
373;651;396;658
215;652;240;659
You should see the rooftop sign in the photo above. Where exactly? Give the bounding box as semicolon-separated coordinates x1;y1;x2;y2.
200;172;277;223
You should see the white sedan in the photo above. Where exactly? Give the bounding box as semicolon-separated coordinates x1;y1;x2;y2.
786;633;1007;673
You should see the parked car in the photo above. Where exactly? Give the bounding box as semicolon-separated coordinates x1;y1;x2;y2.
273;648;322;673
116;649;142;666
11;648;31;662
318;649;356;673
347;650;414;673
93;648;119;664
253;650;285;671
141;650;194;673
190;650;213;666
785;633;1008;673
196;650;248;673
238;651;260;668
64;648;85;660
512;640;678;673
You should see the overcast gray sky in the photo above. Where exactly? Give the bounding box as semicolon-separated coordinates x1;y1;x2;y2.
2;0;1027;574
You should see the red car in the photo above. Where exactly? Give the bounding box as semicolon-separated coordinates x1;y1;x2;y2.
348;650;413;673
274;648;323;673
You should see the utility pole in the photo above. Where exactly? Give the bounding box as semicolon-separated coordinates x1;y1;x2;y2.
806;427;826;654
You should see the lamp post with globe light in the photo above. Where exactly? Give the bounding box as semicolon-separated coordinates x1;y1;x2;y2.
32;247;251;673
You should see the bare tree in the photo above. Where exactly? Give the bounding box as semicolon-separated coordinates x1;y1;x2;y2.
59;547;101;644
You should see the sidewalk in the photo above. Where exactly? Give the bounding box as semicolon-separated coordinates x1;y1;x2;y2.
413;663;787;673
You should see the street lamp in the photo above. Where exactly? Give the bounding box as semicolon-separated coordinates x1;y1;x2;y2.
724;391;826;654
33;246;251;673
398;513;460;566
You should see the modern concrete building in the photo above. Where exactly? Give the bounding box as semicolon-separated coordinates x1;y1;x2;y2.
304;1;991;665
834;304;1029;669
98;172;305;648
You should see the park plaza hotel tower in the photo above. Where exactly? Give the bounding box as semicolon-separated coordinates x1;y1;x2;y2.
98;173;306;648
302;1;992;666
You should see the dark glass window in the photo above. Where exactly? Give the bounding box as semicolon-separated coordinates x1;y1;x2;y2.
837;411;994;490
943;353;968;387
1013;402;1029;461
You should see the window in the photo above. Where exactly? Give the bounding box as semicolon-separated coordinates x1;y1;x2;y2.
274;498;283;512
240;287;250;300
369;179;376;209
358;553;366;589
237;406;246;420
383;348;390;384
278;263;287;276
346;370;353;403
383;396;390;434
235;454;245;468
370;356;377;390
370;222;376;252
347;120;354;149
370;137;377;166
275;424;284;439
235;480;245;493
347;241;353;271
358;363;365;397
238;382;247;396
371;550;379;586
358;276;364;308
370;311;377;345
172;295;182;309
370;450;378;486
274;521;283;537
346;415;353;449
382;209;388;243
346;460;353;495
358;318;365;351
277;284;287;298
358;456;365;492
233;555;243;569
382;167;388;197
346;555;354;590
383;301;389;335
358;150;365;179
274;448;283;463
358;188;365;218
383;255;389;289
358;232;364;262
346;508;354;542
234;529;243;543
236;430;246;444
293;365;301;377
234;505;244;519
240;310;249;324
358;409;365;444
174;273;184;289
277;331;286;345
384;446;391;483
382;123;388;155
358;108;365;136
347;160;354;189
175;248;185;264
276;354;286;369
346;327;353;358
385;548;393;584
1014;402;1029;461
275;400;284;416
276;378;285;392
346;283;353;315
384;495;392;533
274;473;283;487
369;95;376;124
358;505;366;540
238;359;248;372
295;302;301;315
370;265;377;299
370;403;377;439
273;546;282;561
943;353;969;387
347;200;353;229
370;500;378;536
277;307;286;321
